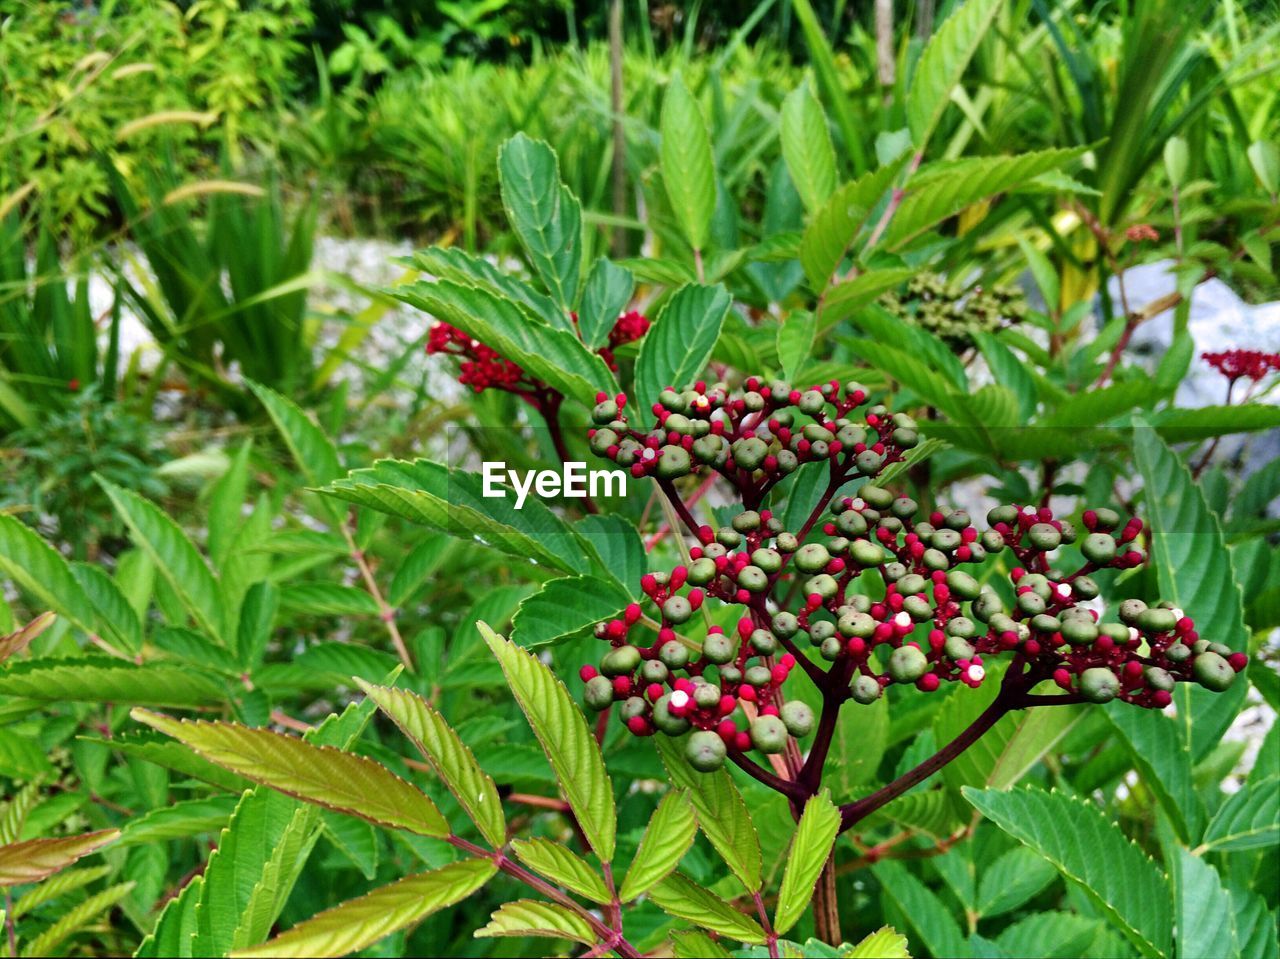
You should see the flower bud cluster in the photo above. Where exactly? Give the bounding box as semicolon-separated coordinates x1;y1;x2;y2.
880;273;1027;349
1202;348;1280;384
578;384;1244;773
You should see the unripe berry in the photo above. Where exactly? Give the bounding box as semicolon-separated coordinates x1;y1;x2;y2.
584;675;616;710
751;548;782;573
652;695;691;734
663;596;692;625
805;574;839;600
780;701;815;738
888;645;929;683
944;635;975;660
659;640;690;669
620;696;648;720
851;674;882;704
850;540;887;567
732;510;762;532
945;570;981;600
1137;608;1177;633
1061;619;1098;646
1027;523;1062;550
1192;651;1235;692
855;450;884;475
737;566;769;592
795;543;831;573
702;634;735;665
732;437;769;470
1165;641;1192;663
1081;532;1116;564
773;612;799;637
750;715;789;753
979;529;1005;552
749;629;778;655
1119;599;1147;625
1080;667;1120;703
798;389;826;414
1144;666;1175;692
640;660;669;684
601;646;641;676
860;485;895;509
686;730;727;771
656;445;692;479
693;683;722;709
744;665;773;687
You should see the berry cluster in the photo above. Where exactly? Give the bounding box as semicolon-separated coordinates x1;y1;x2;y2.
579;382;1244;774
880;273;1027;350
589;377;914;510
426;310;650;395
1202;348;1280;384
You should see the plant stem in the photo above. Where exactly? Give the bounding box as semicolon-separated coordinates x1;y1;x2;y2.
656;478;702;538
812;853;842;946
342;518;414;671
729;750;806;800
753;890;780;959
609;0;627;260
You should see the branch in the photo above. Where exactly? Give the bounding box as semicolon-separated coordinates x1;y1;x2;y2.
729;750;806;801
655;478;702;539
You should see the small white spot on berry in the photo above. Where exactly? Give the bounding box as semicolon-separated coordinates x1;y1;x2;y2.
894;612;912;628
1171;607;1184;621
968;664;986;682
670;690;690;709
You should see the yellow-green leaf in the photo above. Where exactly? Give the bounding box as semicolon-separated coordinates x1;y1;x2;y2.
847;925;912;958
661;73;716;253
232;859;496;958
0;829;119;886
648;872;765;944
618;790;697;901
774;790;841;935
511;838;610;905
132;710;448;837
474;899;595;945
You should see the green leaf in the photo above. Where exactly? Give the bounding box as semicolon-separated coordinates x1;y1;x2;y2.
672;930;734;958
875;859;970;958
781;80;837;214
661;74;716;253
801;160;907;289
655;735;763;893
1134;423;1249;760
634;283;732;416
975;332;1038;421
1171;846;1234;959
578;258;635;350
480;623;615;861
908;0;1006;148
618;790;697;901
120;796;239;846
510;838;610;904
1104;705;1204;844
964;786;1172;958
20;881;133;957
994;911;1115;959
232;859;496;958
0;516;102;641
1150;404;1280;443
847;926;911;958
394;280;616;404
402;245;568;332
247;381;341;487
1196;775;1279;853
976;846;1058;919
498;133;582;309
475;899;595;944
0;658;226;706
131;710;448;837
356;681;505;848
236;581;277;671
511;575;632;649
649;872;765;944
816;268;916;331
321;811;378;880
776;310;816;382
319;458;588;574
774;790;841;935
278;583;379;618
98;478;225;642
831;691;889;794
72;562;142;654
882;148;1087;250
0;829;118;886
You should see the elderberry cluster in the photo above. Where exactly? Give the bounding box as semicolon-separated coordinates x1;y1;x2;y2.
577;381;1244;774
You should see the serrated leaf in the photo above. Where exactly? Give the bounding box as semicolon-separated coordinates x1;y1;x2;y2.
782;80;837;214
1104;705;1203;844
634;283;732;417
649;872;765;944
976;845;1058;919
964;786;1171;958
232;859;496;958
882;148;1086;250
777;310;816;382
498;133;582;309
975;332;1037;420
510;838;610;904
801;160;907;289
278;583;379;617
394;280;616;404
875;859;970;958
475;899;595;944
480;623;615;861
511;575;632;649
0;658;226;706
8;865;109;918
1172;846;1234;959
120;796;239;846
0;829;118;886
1196;775;1279;852
618;790;697;901
661;74;716;253
1134;424;1249;760
320;811;378;880
994;911;1111;959
247;381;341;487
132;710;448;837
847;926;911;958
655;735;762;892
775;790;841;935
579;258;635;350
72;562;143;653
402;245;567;331
816;268;916;331
672;930;734;958
19;880;133;957
357;681;505;849
98;478;225;642
319;458;588;574
0;516;101;640
908;0;1005;147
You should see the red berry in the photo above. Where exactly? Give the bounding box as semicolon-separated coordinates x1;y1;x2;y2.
580;665;598;682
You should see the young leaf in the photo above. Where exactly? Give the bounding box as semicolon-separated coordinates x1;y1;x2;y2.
403;245;568;331
247;380;342;493
97;478;226;642
578;258;635;350
236;581;278;671
278;583;379;617
0;611;54;664
232;859;496;958
511;575;632;649
120;796;240;846
498;133;582;309
661;74;717;254
618;790;697;901
19;881;134;957
0;830;119;886
800;159;907;289
356;681;506;849
776;310;816;382
131;710;448;837
0;658;227;706
964;786;1172;958
1196;775;1279;853
975;846;1058;919
634;283;732;416
655;735;762;892
773;790;841;935
509;838;610;904
781;79;837;214
474;899;595;945
847;926;911;958
908;0;1006;149
648;872;766;944
480;623;615;862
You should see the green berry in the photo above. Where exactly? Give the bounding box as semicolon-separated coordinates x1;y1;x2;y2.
931;528;961;552
988;505;1019;526
693;434;726;464
749;629;778;655
737;566;769;592
745;665;773;687
1144;666;1175;692
780;701;815;738
687;730;727;771
732;437;769;470
601;646;640;676
1074;576;1100;600
1080;667;1120;703
904;596;933;621
1081;533;1116;564
653;696;690;734
850;540;887;567
809;621;836;642
773;612;799;637
620;696;647;720
776;532;799;552
946;617;977;639
798;389;826;414
716;526;742;548
656;445;691;479
838;611;877;638
836;510;868;536
860;485;894;508
805;574;839;600
732;510;761;532
946;570;981;600
980;529;1005;552
888;645;929;683
752;548;782;573
641;660;669;683
1017;592;1047;616
584;675;615;710
750;715;789;753
694;683;721;709
1028;523;1061;550
687;557;718;585
1118;599;1147;624
590;428;619;456
851;674;882;704
1061;619;1098;646
855;450;884;475
795;543;831;573
663;596;692;625
820;636;843;660
1192;652;1235;692
592;400;618;424
1137;608;1178;633
1165;642;1191;663
898;573;927;595
702;634;735;665
944;635;975;660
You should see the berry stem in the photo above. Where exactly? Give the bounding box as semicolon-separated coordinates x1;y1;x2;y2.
728;750;806;801
656;478;702;539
